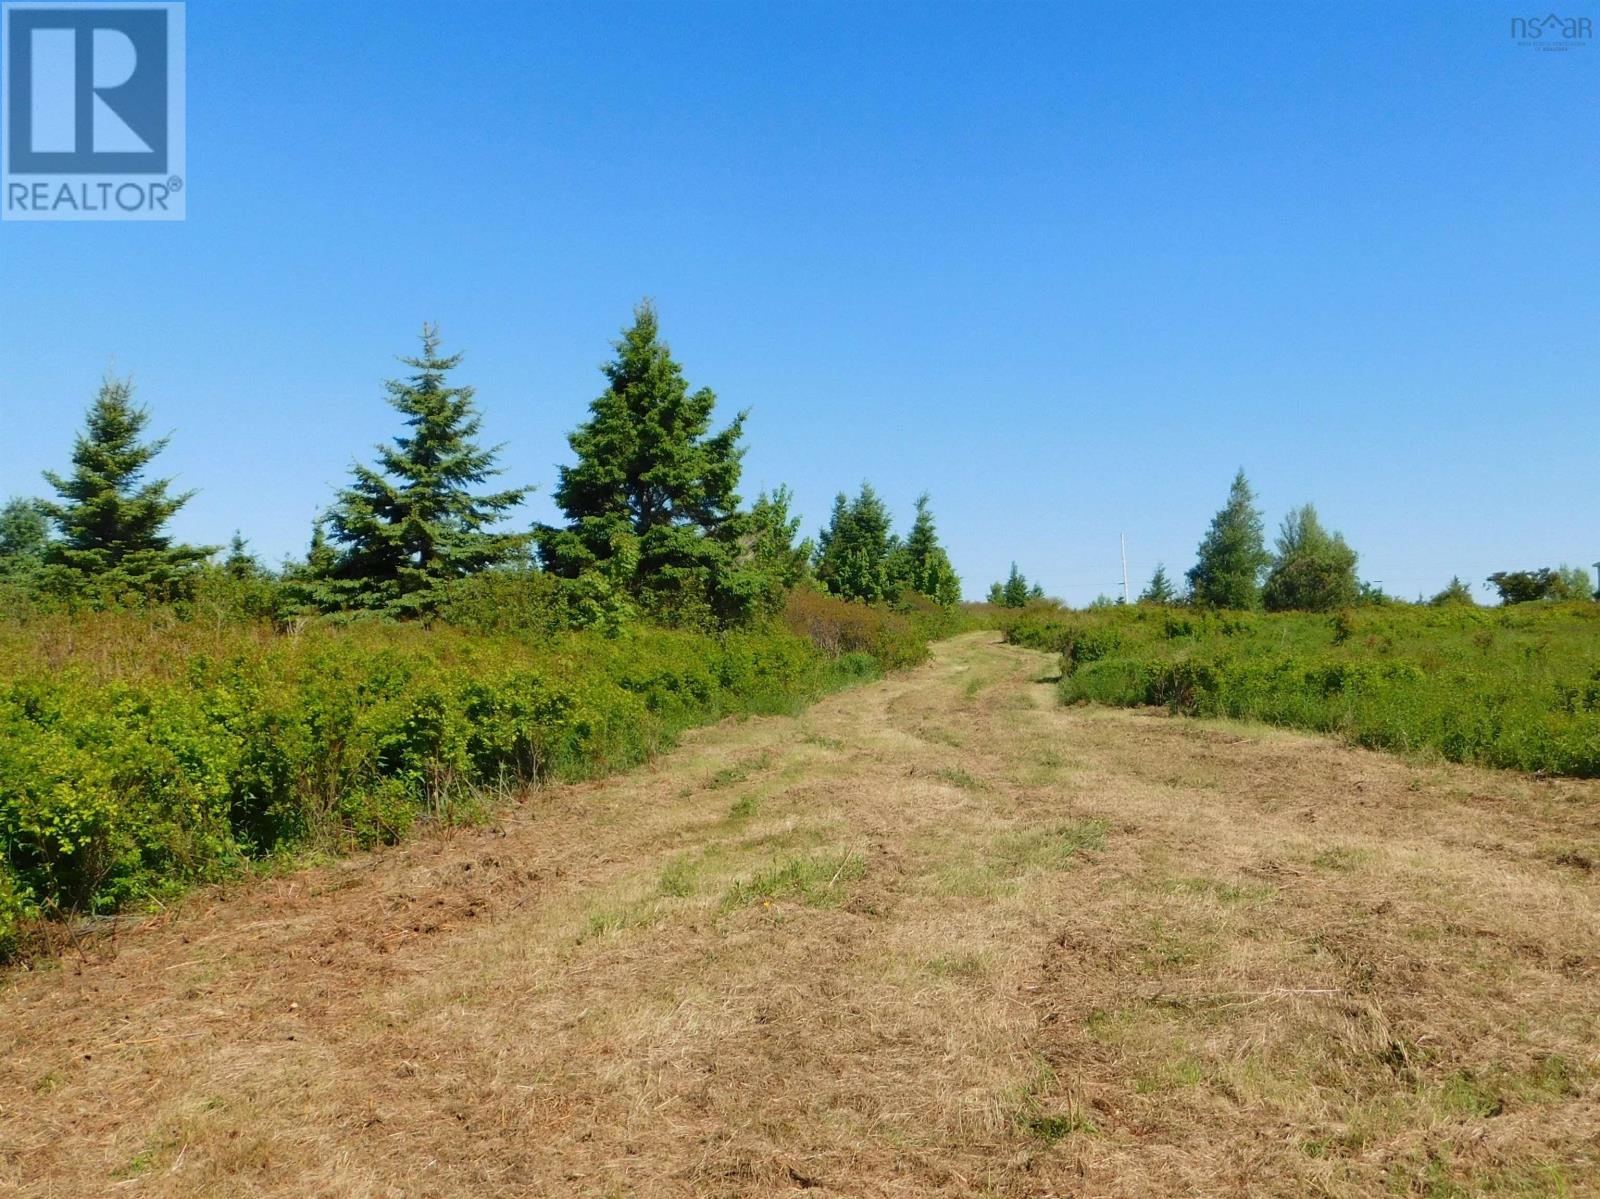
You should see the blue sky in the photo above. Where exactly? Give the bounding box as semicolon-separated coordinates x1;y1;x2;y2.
1;0;1595;602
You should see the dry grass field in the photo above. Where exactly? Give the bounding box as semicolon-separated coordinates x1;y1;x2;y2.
2;632;1597;1197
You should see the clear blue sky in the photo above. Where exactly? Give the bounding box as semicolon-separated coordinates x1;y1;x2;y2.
2;1;1595;603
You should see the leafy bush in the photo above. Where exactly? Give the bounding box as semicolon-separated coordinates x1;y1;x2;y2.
780;589;930;671
1002;602;1600;778
0;601;954;958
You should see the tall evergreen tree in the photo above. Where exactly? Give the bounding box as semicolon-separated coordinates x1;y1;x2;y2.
898;493;962;606
1262;503;1359;612
536;302;747;623
1139;563;1176;604
316;326;532;616
1186;469;1270;609
814;483;894;602
40;376;213;595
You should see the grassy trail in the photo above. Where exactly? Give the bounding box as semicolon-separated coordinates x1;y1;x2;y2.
3;633;1598;1197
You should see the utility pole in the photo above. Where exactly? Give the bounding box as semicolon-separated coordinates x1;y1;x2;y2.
1120;534;1130;605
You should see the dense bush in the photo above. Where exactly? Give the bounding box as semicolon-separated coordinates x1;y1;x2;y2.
0;602;949;957
1002;602;1600;778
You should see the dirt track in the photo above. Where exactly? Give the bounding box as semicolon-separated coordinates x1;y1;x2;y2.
3;632;1598;1197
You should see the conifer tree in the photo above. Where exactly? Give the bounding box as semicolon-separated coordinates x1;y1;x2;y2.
1003;563;1028;607
223;531;263;580
1262;504;1358;612
814;483;894;602
305;520;337;577
899;493;962;606
994;562;1031;608
40;376;213;595
1139;563;1176;604
536;302;746;623
316;326;531;616
1186;469;1270;609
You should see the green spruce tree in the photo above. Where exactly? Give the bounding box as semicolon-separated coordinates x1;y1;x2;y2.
40;376;213;597
1139;563;1176;604
1429;576;1474;606
1186;469;1269;609
900;494;962;606
223;531;263;580
536;302;747;624
813;483;894;602
317;326;532;616
995;562;1030;608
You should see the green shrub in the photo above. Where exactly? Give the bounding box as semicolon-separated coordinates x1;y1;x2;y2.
1004;602;1600;778
0;597;968;958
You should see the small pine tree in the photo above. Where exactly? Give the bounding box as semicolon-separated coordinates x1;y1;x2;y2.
40;375;214;596
1139;563;1176;604
536;301;746;624
223;531;263;580
997;562;1030;608
1262;504;1359;612
1187;469;1270;609
1429;576;1474;606
899;494;962;606
316;326;532;616
814;483;894;602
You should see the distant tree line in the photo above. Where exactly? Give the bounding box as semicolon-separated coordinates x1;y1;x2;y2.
0;303;964;626
967;467;1593;614
1136;468;1594;612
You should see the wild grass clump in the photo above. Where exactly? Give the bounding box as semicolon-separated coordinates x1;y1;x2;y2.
1002;602;1600;777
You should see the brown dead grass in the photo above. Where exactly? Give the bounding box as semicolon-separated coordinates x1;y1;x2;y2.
2;632;1598;1197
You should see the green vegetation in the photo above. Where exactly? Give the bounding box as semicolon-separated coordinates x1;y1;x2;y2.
534;301;757;626
1187;469;1270;609
988;561;1044;607
0;594;968;959
1139;563;1176;605
1262;503;1359;613
1002;601;1600;777
37;376;215;600
310;326;533;617
814;484;962;606
1487;566;1594;605
0;301;987;960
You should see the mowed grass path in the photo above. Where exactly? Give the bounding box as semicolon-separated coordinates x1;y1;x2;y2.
3;633;1598;1197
